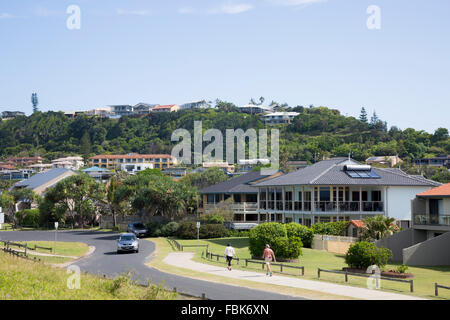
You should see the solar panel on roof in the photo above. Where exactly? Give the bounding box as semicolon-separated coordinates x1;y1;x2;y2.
346;170;380;179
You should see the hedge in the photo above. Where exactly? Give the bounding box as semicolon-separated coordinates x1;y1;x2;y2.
311;221;349;236
176;221;229;239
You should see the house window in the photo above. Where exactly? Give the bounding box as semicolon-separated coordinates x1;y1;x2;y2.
234;194;242;203
207;195;215;204
372;190;381;202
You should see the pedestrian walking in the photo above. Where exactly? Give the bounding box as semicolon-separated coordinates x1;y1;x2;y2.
262;244;276;276
224;243;236;271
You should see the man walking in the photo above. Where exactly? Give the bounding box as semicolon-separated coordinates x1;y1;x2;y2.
224;243;236;271
262;244;276;276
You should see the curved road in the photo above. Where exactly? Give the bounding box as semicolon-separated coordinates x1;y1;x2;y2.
0;230;304;300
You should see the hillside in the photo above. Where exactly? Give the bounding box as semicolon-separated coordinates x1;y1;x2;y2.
0;106;448;176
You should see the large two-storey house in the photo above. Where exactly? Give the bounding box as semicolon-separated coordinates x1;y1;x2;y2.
253;158;441;227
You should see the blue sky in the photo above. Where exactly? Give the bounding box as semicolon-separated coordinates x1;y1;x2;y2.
0;0;449;133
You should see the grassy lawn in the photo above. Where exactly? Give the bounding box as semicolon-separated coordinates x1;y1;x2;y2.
0;251;177;300
176;237;450;300
1;241;90;257
147;237;355;300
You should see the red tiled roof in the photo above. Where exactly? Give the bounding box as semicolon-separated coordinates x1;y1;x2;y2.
89;154;174;160
349;220;365;228
417;183;450;197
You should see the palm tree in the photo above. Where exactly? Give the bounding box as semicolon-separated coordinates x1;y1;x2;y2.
361;215;400;241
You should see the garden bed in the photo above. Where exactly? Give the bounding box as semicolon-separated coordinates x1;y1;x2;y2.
342;267;414;279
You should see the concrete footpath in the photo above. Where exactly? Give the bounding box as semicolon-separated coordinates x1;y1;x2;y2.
163;252;426;300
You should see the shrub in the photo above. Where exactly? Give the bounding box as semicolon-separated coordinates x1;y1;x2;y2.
16;209;40;227
176;221;197;239
311;221;349;236
249;222;303;260
227;230;250;238
176;221;229;239
345;241;393;269
397;264;409;274
160;222;179;237
285;223;314;248
199;224;229;239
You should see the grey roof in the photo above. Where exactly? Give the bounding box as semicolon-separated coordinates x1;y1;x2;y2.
200;171;273;194
255;158;442;187
13;168;76;190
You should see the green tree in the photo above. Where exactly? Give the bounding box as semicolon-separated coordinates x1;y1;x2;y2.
359;107;368;123
360;215;400;242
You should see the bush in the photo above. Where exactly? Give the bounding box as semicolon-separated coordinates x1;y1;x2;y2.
397;264;409;274
176;221;229;239
16;209;40;227
199;214;225;225
345;241;393;269
311;221;349;236
285;223;314;248
160;222;179;237
227;230;250;238
176;221;197;239
249;222;303;260
199;224;229;239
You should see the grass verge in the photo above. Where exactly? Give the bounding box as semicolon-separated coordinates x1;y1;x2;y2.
0;251;178;300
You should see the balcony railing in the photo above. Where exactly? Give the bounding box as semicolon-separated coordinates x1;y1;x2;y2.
413;214;450;226
205;202;258;213
259;201;383;212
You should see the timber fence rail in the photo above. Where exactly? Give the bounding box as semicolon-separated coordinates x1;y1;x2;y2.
204;250;241;265
1;241;42;263
435;283;450;297
167;238;209;252
317;268;414;293
245;259;305;276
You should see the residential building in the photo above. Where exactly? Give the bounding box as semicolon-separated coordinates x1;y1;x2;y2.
345;220;365;238
7;156;44;166
285;161;308;171
87;107;112;118
366;155;403;168
88;153;177;170
1;111;25;120
376;183;450;266
237;159;270;173
238;104;273;114
411;183;450;236
11;168;78;195
133;103;158;115
51;156;84;170
0;169;34;181
253;158;441;226
0;162;16;171
202;162;235;174
110;105;134;117
180;100;211;110
162;167;188;180
152;104;180;113
120;163;154;174
200;171;283;223
82;166;113;182
27;163;53;172
413;155;450;168
262;112;299;125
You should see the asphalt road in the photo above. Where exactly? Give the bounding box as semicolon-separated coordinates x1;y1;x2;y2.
0;230;305;300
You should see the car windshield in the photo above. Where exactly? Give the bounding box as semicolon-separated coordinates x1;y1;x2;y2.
133;223;145;229
119;235;136;241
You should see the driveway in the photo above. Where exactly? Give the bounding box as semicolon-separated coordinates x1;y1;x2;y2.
0;230;304;300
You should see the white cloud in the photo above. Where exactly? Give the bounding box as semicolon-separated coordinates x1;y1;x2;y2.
0;13;15;19
268;0;326;6
208;3;254;15
116;9;151;16
178;7;196;15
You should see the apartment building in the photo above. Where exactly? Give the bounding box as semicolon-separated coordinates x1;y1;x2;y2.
152;104;180;113
88;153;177;170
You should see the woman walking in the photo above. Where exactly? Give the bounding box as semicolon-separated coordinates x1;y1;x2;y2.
224;243;236;271
262;244;276;276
